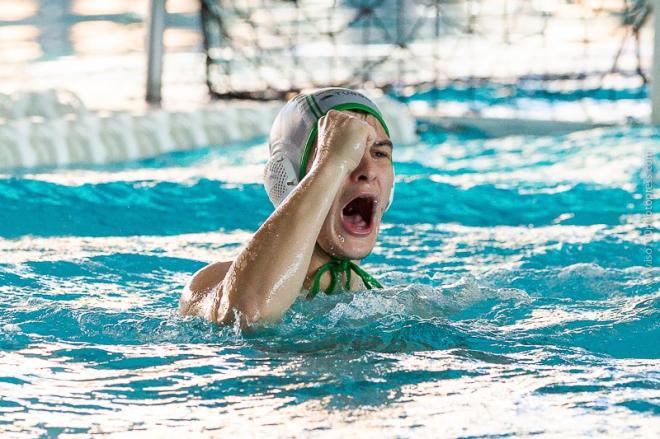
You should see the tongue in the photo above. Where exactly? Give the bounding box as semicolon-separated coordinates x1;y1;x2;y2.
345;213;367;227
341;198;372;235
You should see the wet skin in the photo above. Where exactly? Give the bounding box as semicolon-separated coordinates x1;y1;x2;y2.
180;109;393;326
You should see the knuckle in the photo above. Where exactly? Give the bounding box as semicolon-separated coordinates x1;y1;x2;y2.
346;117;361;126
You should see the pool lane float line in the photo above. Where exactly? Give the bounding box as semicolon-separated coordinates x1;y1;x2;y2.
0;89;88;120
0;89;417;170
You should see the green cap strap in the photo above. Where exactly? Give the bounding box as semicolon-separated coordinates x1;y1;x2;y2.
308;259;383;298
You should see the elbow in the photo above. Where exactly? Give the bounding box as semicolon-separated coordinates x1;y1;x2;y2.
179;284;286;328
186;265;295;327
218;288;287;328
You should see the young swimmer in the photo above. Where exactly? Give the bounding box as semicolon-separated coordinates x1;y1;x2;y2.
180;88;394;326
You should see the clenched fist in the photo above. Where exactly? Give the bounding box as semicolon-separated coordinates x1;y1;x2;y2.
313;109;377;174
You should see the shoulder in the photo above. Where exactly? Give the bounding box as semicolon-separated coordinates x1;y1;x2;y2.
188;261;233;293
180;261;233;316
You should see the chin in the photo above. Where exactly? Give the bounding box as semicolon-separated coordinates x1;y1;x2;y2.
317;221;380;261
331;236;373;259
321;238;375;261
341;244;374;261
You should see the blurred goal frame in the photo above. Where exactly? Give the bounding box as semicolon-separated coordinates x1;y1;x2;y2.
145;0;660;123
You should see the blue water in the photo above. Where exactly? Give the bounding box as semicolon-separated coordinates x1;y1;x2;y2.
0;125;658;437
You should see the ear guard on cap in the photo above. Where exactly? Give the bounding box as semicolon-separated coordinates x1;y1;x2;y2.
264;151;299;207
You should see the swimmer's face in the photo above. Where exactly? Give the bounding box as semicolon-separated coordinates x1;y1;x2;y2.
307;110;394;260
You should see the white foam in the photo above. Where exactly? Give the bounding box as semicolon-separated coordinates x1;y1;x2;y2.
323;275;530;326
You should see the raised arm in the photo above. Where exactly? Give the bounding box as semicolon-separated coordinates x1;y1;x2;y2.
181;110;376;326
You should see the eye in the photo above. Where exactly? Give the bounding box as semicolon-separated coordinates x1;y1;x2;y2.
373;149;391;160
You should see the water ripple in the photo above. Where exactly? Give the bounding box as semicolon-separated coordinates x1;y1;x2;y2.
0;126;658;436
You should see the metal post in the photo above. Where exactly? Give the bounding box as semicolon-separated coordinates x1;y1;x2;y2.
652;0;660;123
146;0;166;104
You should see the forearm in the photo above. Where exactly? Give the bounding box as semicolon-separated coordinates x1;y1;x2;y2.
215;159;345;324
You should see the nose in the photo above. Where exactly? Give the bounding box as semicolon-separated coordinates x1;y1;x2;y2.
349;149;377;183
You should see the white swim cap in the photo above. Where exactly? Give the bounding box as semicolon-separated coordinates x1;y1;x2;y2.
264;87;393;207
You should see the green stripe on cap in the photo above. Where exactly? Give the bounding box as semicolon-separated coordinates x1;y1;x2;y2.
309;95;324;118
305;95;322;118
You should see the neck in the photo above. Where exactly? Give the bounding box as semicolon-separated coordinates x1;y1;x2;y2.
303;245;361;293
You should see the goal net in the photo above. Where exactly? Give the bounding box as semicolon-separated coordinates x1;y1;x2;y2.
200;0;652;122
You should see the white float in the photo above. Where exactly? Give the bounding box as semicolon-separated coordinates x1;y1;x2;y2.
0;89;419;170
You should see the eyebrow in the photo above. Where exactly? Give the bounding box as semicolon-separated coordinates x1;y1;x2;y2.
372;139;393;149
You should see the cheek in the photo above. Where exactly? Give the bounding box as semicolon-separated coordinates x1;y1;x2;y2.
317;197;342;244
319;214;334;240
381;169;394;207
317;187;354;251
316;218;342;258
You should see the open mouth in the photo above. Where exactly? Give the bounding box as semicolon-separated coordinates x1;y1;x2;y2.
340;195;376;236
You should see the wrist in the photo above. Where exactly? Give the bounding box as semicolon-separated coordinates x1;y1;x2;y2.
313;151;349;177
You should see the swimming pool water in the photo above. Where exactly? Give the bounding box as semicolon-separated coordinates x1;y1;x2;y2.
0;125;658;437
